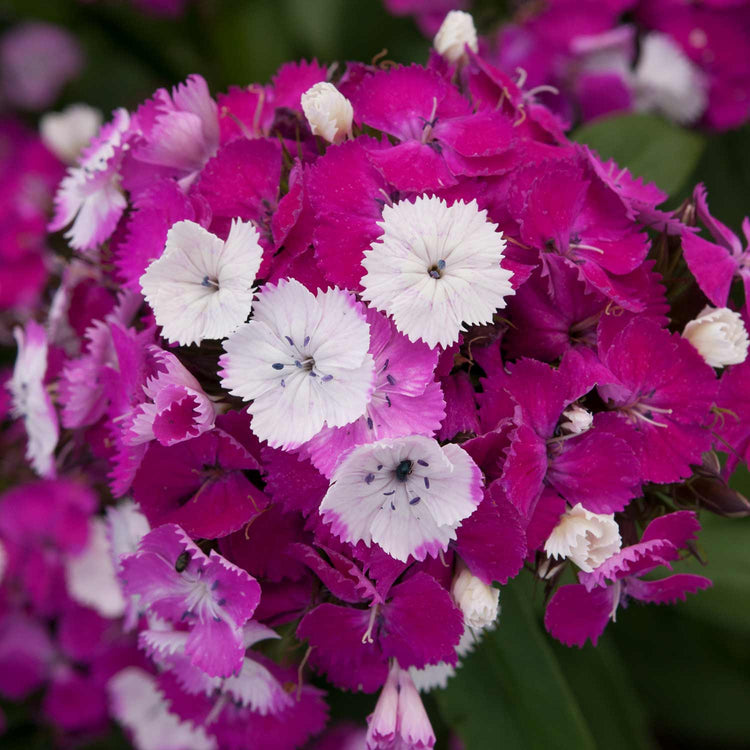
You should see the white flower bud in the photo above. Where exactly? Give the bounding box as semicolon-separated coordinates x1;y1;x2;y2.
433;10;478;65
40;103;102;164
560;404;593;435
683;306;749;368
633;32;707;125
300;82;353;145
451;564;499;630
544;503;621;573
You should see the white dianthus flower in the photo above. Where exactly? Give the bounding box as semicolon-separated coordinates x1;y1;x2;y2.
219;279;375;449
545;503;621;573
433;10;478;64
301;82;353;144
361;196;514;349
40;103;102;164
450;563;500;631
633;32;707;125
683;305;749;368
140;218;263;347
319;435;482;562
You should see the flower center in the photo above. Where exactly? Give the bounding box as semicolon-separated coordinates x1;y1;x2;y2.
395;459;413;481
428;259;446;279
201;275;219;289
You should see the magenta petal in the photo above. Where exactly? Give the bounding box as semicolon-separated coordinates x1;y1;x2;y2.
115;179;208;290
366;140;456;192
350;64;470;141
132;428;265;539
682;231;738;308
580;539;676;591
297;604;388;692
544;583;616;647
151;393;201;445
461;425;512;485
434;111;517;157
625;574;712;605
287;543;377;604
193;137;281;223
437;371;479;441
261;446;329;516
639;510;701;549
381;572;463;669
500;421;548;518
185;615;244;678
525;486;567;554
547;428;640;513
308;138;389;289
219;504;308;583
454;482;526;585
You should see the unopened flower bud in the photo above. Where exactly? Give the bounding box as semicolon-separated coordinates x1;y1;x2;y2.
433;10;478;64
545;504;621;573
40;103;102;164
450;564;499;630
367;663;435;750
560;404;593;435
301;82;353;145
683;306;749;368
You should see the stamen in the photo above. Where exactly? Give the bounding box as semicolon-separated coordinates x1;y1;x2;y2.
362;604;379;644
526;84;560;98
272;363;284;370
421;96;439;143
285;336;294;346
204;693;230;726
201;275;219;288
571;242;605;255
609;580;622;622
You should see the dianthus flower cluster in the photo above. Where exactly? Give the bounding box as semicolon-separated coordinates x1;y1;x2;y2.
387;2;750;130
3;20;750;749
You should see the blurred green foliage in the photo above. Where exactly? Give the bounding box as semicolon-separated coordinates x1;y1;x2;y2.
0;2;749;748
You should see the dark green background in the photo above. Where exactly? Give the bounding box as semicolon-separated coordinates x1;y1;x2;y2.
1;1;749;747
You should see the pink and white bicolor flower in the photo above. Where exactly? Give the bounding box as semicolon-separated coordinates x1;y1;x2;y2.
49;107;130;255
125;346;216;447
140;619;293;717
8;320;59;477
120;524;261;678
366;661;435;750
361;195;514;349
319;435;483;562
108;667;216;750
140;219;263;347
219;278;375;449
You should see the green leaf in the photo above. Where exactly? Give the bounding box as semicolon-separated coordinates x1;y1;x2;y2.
551;635;658;750
572;113;706;196
674;515;750;636
436;575;597;750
